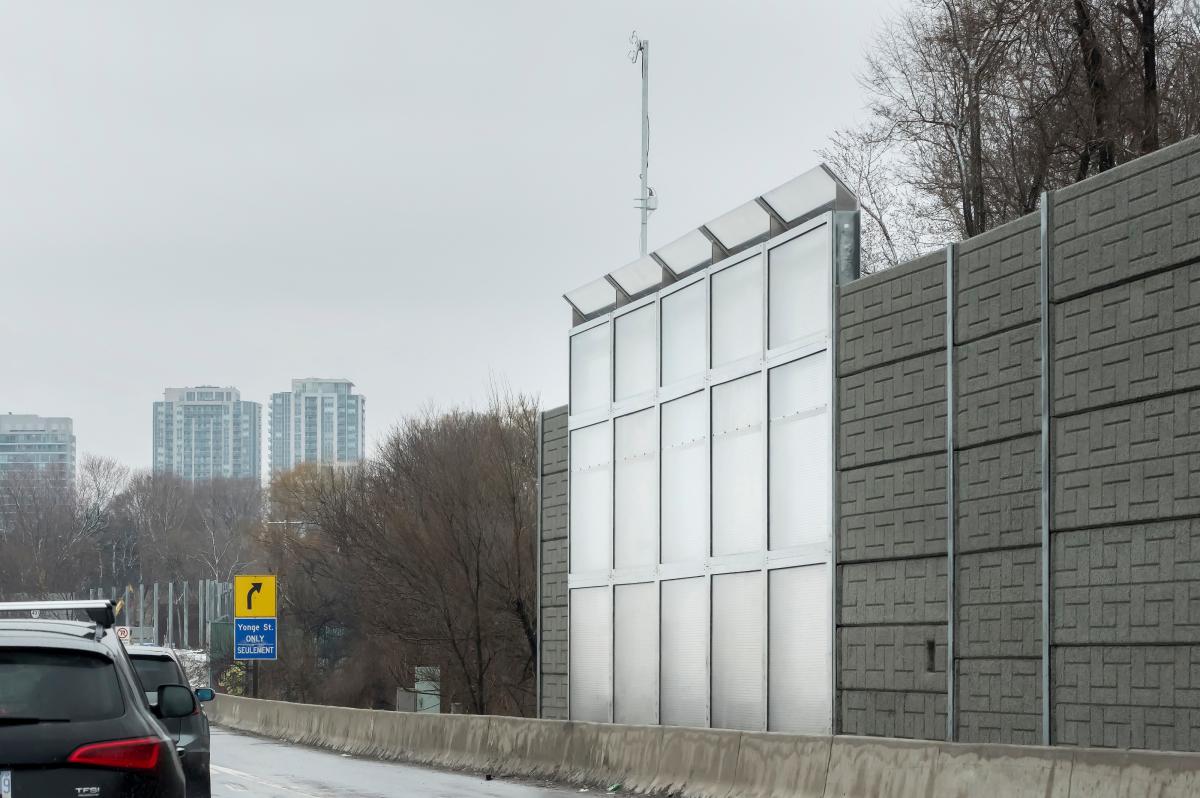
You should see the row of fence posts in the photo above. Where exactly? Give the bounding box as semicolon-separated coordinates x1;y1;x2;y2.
86;580;233;650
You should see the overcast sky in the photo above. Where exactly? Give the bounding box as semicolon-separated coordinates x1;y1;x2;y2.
0;1;895;470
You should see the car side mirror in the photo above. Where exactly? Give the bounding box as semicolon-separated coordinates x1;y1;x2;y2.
194;687;215;703
156;684;196;719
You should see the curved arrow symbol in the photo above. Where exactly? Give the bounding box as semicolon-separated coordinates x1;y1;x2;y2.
247;582;263;611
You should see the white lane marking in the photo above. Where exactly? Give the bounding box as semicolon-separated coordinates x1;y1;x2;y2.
211;764;325;797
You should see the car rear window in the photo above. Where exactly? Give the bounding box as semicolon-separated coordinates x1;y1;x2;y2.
0;649;125;721
131;656;184;694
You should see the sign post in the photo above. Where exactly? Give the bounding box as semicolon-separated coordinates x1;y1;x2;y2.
233;575;278;664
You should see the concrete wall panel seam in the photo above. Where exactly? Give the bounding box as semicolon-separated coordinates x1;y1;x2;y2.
945;242;957;743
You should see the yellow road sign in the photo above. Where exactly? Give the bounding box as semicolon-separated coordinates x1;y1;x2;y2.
234;574;277;618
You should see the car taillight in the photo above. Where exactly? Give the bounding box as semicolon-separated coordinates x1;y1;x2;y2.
68;737;162;771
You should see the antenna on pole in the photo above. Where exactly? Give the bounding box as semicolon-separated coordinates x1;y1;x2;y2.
628;31;656;256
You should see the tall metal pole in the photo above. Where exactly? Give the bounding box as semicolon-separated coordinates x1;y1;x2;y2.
630;32;652;256
167;582;174;648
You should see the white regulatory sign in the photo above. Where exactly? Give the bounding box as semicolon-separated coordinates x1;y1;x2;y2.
116;626;131;643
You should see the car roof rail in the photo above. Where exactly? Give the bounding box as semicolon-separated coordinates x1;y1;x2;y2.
0;600;117;630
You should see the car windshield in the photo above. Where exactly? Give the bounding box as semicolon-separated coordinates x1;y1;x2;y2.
131;655;183;695
0;649;124;721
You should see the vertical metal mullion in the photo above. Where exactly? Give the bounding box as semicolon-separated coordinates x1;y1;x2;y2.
945;244;957;743
609;581;616;724
656;314;665;726
760;241;771;733
705;570;713;729
827;215;840;735
535;412;544;718
654;287;664;728
607;316;616;725
565;332;574;722
1039;191;1055;746
761;565;770;732
705;265;714;730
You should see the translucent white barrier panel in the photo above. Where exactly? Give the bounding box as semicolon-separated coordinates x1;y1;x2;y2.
614;582;658;725
768;225;830;350
661;281;706;386
768;353;830;550
661;392;707;563
711;254;763;368
570;587;612;722
712;374;764;557
660;577;707;727
711;571;765;731
570;422;611;573
768;565;830;733
615;304;656;401
570;323;610;414
614;408;658;569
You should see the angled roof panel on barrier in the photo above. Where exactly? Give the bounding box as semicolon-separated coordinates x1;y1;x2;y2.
705;200;771;250
563;162;858;323
654;229;713;276
564;277;618;317
609;255;666;298
761;166;840;223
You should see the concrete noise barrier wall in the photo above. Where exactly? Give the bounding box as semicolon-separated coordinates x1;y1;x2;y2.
210;695;1200;797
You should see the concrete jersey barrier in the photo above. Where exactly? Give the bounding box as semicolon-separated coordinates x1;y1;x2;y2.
209;695;1200;797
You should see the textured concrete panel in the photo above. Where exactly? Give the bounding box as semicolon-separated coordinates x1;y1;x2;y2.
838;251;946;376
1054;390;1200;529
541;471;568;541
1055;645;1200;751
541;538;568;606
1053;135;1200;301
956;323;1042;447
540;605;568;671
1054;520;1200;645
839;689;948;741
956;213;1041;343
540;674;568;720
957;434;1041;552
542;407;568;475
539;406;570;721
1055;262;1200;414
956;547;1042;658
956;657;1042;745
839;351;947;469
839;625;947;693
839;454;946;562
840;557;948;626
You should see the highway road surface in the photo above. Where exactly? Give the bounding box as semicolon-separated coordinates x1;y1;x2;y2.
210;727;585;797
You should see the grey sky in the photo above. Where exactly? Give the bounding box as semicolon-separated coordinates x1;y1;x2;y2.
0;1;893;470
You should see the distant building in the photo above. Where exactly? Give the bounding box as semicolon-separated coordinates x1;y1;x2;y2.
152;387;261;482
269;378;365;475
0;413;76;482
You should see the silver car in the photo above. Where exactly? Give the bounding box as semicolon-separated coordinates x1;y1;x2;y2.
126;646;214;798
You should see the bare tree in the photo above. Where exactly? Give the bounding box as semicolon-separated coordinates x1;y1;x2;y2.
274;393;540;715
190;477;262;581
824;0;1200;266
0;466;91;596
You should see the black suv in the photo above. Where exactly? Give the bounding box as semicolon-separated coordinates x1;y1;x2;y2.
0;600;194;797
126;645;214;797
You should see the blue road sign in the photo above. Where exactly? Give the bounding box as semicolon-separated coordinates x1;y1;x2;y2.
234;617;277;661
